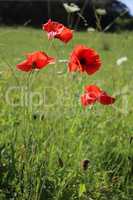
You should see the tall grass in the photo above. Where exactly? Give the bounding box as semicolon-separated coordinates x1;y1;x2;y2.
0;27;133;199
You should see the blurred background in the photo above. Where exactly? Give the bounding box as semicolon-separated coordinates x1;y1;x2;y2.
0;0;133;31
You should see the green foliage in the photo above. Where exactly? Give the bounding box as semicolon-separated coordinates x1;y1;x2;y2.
0;27;133;199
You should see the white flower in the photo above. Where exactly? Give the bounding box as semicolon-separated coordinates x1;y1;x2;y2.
116;57;128;66
63;3;80;13
58;59;68;63
96;8;107;16
87;27;95;32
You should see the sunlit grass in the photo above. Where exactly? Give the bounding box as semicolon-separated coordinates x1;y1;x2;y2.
0;27;133;200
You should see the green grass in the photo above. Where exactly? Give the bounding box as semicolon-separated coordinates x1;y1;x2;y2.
0;27;133;200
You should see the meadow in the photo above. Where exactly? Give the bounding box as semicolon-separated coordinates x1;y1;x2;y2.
0;26;133;200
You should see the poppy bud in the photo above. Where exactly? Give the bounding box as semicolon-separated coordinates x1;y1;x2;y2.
58;157;64;168
81;159;90;171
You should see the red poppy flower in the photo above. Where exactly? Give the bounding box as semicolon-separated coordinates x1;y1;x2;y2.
17;51;55;72
81;85;115;107
68;45;101;75
42;19;73;43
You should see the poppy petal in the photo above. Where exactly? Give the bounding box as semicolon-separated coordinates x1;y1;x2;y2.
99;92;115;105
81;93;97;107
56;27;73;43
17;60;32;72
84;85;102;96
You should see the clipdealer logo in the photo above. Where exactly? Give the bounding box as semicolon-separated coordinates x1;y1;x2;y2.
5;86;60;108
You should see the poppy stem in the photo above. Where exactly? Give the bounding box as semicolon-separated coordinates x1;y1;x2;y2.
0;55;20;86
51;42;60;59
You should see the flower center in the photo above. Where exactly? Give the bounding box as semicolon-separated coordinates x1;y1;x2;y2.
32;62;36;69
79;57;87;65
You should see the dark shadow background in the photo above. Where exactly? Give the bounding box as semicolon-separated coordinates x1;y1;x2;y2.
0;0;132;31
